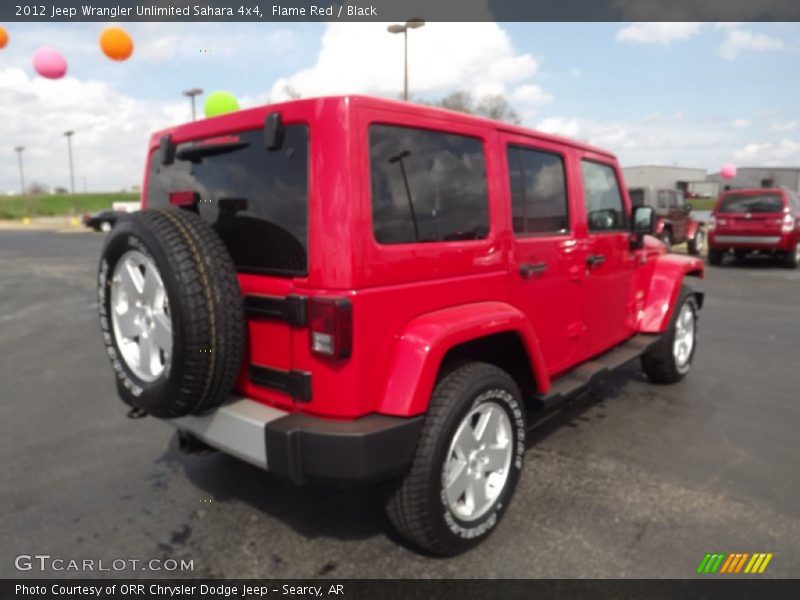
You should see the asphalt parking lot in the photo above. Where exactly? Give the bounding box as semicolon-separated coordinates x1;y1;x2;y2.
1;229;799;579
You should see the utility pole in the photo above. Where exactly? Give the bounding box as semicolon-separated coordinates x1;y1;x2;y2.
183;88;203;121
387;20;425;101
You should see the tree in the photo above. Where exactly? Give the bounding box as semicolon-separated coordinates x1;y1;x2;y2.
27;181;49;195
433;90;521;125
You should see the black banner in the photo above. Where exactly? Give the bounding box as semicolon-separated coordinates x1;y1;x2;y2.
4;579;800;600
2;0;800;23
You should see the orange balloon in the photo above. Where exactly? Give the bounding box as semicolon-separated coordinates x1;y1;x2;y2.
99;27;133;61
0;26;9;50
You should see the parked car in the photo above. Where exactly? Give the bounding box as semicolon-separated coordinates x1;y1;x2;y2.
708;188;800;268
82;209;124;232
628;186;705;255
97;96;705;555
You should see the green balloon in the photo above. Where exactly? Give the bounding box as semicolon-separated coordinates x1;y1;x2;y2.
204;91;240;118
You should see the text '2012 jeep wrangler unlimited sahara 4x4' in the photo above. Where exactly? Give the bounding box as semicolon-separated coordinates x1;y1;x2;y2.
98;96;704;555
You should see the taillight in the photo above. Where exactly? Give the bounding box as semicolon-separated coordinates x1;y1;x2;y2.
169;191;199;207
309;297;352;359
781;213;796;233
708;215;716;231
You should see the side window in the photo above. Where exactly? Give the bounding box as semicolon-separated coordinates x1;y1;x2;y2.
507;145;569;235
580;160;627;232
657;190;669;209
369;124;489;244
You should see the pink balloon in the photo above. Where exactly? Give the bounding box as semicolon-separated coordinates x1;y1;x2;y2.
32;47;67;79
721;164;737;180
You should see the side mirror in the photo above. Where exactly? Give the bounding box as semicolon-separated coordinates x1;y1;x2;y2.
630;206;655;249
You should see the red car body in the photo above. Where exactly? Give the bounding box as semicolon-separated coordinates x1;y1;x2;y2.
142;96;703;422
708;188;800;266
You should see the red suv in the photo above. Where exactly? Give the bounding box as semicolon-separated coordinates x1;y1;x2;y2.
708;188;800;268
97;96;704;555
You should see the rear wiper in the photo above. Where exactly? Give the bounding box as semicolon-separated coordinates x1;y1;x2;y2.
176;141;249;163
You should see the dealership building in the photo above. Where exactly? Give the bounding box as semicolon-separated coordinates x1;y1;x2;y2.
622;165;718;197
706;167;800;194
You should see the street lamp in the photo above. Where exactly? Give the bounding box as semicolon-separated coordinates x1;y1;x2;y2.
387;19;425;101
63;130;78;220
183;88;203;121
14;146;25;196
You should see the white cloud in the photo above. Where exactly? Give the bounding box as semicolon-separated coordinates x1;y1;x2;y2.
769;119;799;132
270;23;545;108
733;139;800;164
615;22;704;45
536;118;581;139
0;67;183;193
718;29;785;60
732;119;751;128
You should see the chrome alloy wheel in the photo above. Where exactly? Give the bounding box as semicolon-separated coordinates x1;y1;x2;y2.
110;250;172;382
673;302;695;373
443;401;513;522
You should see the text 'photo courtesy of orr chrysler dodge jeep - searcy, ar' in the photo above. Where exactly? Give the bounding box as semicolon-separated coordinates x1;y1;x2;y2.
97;96;704;555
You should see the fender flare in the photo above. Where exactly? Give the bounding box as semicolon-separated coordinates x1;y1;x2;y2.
376;302;549;417
639;254;705;333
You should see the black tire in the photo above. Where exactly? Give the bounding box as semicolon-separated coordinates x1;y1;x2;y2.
783;242;799;269
734;249;749;261
658;230;673;252
641;287;699;384
384;362;526;555
708;248;724;266
687;229;705;256
98;207;245;418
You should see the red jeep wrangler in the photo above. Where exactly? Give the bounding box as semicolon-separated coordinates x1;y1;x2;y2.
97;96;704;555
628;186;705;255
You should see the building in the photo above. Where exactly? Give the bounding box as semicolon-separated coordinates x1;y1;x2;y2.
706;167;800;194
622;165;717;197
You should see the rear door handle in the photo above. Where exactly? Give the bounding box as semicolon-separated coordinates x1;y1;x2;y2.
519;262;548;279
586;254;606;268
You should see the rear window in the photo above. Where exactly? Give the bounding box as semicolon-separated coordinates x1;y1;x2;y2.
369;124;489;244
629;188;645;208
718;193;785;214
146;125;309;275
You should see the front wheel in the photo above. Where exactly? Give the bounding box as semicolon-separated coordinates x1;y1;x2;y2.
641;287;699;384
384;362;526;555
687;229;705;256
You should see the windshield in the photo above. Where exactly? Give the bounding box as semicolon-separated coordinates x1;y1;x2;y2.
145;125;309;275
718;193;784;214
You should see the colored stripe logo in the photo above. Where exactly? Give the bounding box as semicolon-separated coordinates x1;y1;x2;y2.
697;553;773;574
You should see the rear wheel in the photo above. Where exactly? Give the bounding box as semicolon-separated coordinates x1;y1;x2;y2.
687;229;705;256
734;249;749;261
658;230;673;252
384;362;526;555
100;221;112;233
641;287;698;384
708;248;724;266
783;242;799;269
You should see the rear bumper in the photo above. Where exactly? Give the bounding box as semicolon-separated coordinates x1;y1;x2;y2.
166;397;423;484
709;233;795;250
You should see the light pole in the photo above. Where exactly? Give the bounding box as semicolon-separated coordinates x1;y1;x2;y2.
14;146;25;196
183;88;203;121
63;130;77;218
387;19;425;101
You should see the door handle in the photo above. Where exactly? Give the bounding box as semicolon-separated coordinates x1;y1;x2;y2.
586;254;606;268
519;262;548;279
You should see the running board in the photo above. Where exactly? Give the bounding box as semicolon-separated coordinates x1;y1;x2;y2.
532;334;660;411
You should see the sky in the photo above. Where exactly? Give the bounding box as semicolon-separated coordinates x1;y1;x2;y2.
0;21;799;193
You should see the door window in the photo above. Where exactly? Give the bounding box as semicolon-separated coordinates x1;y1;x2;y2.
369;124;489;244
581;161;627;232
507;145;569;235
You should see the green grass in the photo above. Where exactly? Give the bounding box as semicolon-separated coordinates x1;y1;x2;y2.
0;192;139;220
689;198;717;211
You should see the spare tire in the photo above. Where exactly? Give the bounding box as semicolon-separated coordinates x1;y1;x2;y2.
97;207;245;418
